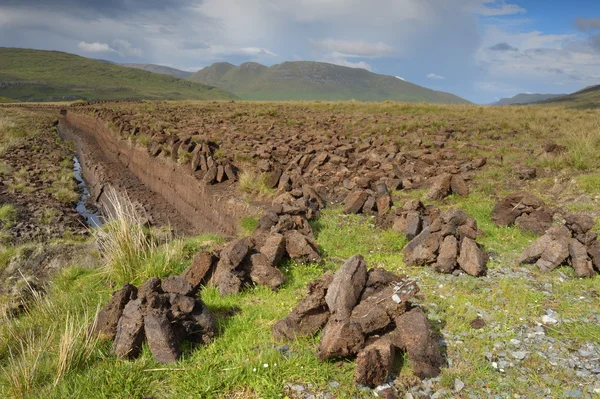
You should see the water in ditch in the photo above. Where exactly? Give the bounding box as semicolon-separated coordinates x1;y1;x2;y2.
73;156;103;228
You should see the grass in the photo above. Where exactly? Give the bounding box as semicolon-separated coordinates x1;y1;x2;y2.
238;170;274;198
0;48;236;102
0;204;18;229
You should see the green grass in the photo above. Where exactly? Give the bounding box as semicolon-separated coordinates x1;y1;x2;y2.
0;204;18;229
0;96;17;103
0;48;236;102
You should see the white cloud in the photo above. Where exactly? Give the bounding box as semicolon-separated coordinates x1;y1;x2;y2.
238;47;277;57
476;0;526;16
395;76;405;81
112;39;143;57
77;41;114;53
427;73;445;79
308;39;394;58
321;55;373;71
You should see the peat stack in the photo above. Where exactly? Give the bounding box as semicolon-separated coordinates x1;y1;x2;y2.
273;255;444;388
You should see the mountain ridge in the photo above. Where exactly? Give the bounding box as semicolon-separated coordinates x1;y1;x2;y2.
0;48;236;102
190;60;470;104
492;93;566;106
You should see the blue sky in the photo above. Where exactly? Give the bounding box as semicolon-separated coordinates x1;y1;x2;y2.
1;0;599;103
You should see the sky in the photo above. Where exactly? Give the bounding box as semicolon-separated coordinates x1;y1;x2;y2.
1;0;600;103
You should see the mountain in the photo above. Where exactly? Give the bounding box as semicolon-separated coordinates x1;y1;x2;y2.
0;48;236;102
492;93;566;106
536;85;600;109
122;63;193;79
189;61;470;104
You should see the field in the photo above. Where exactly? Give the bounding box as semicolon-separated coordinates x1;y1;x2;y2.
0;101;599;398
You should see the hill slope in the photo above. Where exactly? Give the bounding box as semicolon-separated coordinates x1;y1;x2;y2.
492;93;565;106
537;85;600;109
189;61;470;104
0;48;236;102
0;96;17;103
122;63;193;79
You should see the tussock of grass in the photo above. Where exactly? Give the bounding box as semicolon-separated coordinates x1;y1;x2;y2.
238;170;273;198
0;204;18;229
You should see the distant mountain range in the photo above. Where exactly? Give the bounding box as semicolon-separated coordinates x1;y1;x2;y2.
122;63;193;79
188;61;471;104
536;84;600;109
491;93;566;106
0;48;235;102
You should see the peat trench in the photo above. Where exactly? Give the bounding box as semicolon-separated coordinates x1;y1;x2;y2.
57;111;253;236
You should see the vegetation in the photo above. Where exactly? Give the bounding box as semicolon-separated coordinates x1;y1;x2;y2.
0;100;598;398
0;97;18;103
538;84;600;109
0;48;236;102
189;61;470;103
121;64;193;79
492;93;565;106
0;205;18;229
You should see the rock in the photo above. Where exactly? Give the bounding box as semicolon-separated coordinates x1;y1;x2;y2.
220;237;252;268
514;209;553;235
93;283;137;340
247;253;285;289
491;192;549;228
186;299;217;343
224;164;237;182
588;240;600;270
169;293;195;314
457;237;487;276
112;299;145;359
137;277;162;301
536;235;570;272
273;274;333;341
435;235;458;274
565;214;595;234
181;251;217;291
325;254;368;320
317;320;365;360
144;310;180;364
543;141;566;154
376;194;392;216
515;165;536;180
518;226;568;264
427;173;452;201
390;307;443;379
284;230;321;263
450;175;469;197
213;264;244;296
355;337;395;387
343;190;369;214
361;268;404;299
265;168;283;189
569;239;595;277
402;228;440;266
259;233;286;266
350;285;412;334
454;378;465;393
161;276;194;296
203;166;217;184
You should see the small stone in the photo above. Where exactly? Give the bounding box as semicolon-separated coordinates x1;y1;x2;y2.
542;315;558;325
454;378;465;393
511;351;527;360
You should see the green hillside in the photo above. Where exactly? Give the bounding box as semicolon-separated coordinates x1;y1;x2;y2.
0;48;236;102
122;63;193;79
189;61;470;104
537;85;600;109
492;93;565;106
0;96;17;103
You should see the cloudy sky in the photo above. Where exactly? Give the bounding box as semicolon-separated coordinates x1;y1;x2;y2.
1;0;600;103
